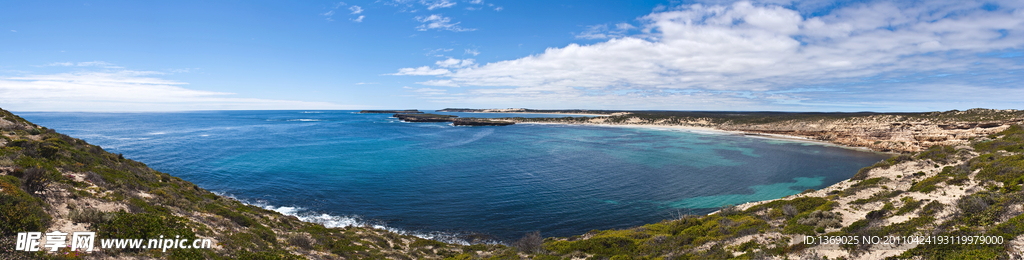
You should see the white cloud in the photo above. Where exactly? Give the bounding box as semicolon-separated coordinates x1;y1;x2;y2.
43;61;123;68
469;0;483;4
494;6;503;11
416;79;460;87
391;0;1024;110
322;10;335;16
464;49;480;56
349;5;363;14
415;14;475;32
10;30;16;33
426;48;454;56
389;66;451;76
0;70;352;111
391;0;1024;109
576;23;637;39
435;58;475;68
421;0;456;10
352;15;365;22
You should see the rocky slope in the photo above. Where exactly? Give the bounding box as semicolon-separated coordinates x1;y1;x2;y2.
519;123;1024;259
0;108;513;259
511;108;1024;153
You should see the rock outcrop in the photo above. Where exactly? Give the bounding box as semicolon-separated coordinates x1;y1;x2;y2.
513;108;1024;152
360;109;423;114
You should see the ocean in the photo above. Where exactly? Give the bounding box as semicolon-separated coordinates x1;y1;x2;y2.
18;110;890;243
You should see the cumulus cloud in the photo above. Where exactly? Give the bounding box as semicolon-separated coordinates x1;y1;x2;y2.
415;14;475;32
0;69;352;111
464;49;480;56
351;15;365;22
349;5;363;14
392;0;1024;110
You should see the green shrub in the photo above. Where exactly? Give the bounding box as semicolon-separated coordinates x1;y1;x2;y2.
896;197;923;215
205;204;256;227
0;178;51;236
916;145;958;164
910;175;947;193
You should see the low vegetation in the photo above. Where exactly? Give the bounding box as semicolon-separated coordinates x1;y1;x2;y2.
4;107;1024;259
0;108;511;259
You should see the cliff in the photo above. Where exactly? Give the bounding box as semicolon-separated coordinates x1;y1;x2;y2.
0;108;512;259
359;110;423;114
394;113;515;126
517;123;1024;259
510;108;1024;153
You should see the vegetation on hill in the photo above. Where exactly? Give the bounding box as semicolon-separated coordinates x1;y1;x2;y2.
3;107;1024;259
0;108;511;259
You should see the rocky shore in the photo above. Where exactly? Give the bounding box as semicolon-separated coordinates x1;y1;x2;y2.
499;108;1024;153
393;113;515;126
359;109;423;114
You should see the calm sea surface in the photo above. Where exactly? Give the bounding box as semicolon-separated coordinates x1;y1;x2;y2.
18;110;889;243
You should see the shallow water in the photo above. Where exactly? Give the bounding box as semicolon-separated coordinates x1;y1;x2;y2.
19;110;889;242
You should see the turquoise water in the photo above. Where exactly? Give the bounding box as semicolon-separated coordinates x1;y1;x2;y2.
18;110;889;243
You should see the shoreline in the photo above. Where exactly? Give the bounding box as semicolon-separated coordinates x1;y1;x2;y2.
516;122;889;154
433;110;613;117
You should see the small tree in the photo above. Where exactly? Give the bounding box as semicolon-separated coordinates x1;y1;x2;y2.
22;168;52;197
513;231;543;254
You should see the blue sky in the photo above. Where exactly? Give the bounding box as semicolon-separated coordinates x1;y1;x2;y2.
1;0;1023;112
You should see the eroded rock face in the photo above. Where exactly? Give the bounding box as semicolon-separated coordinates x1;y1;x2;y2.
513;109;1024;152
720;117;1020;152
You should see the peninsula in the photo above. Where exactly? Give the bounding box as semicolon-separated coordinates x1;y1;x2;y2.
394;113;515;126
444;108;1024;153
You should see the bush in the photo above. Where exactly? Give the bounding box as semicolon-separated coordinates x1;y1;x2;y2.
287;234;315;250
916;145;958;164
796;210;842;229
0;178;51;236
910;175;947;193
69;207;113;224
513;231;544;253
21;167;53;196
782;205;798;218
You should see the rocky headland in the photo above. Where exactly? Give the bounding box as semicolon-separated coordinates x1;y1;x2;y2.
491;108;1024;153
359;109;424;114
393;113;515;126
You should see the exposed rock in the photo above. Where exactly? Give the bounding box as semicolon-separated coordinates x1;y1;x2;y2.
394;113;458;122
453;119;515;126
360;109;423;114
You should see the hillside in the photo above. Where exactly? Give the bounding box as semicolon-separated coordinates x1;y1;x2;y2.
4;108;1024;259
505;108;1024;153
0;108;512;259
507;122;1024;259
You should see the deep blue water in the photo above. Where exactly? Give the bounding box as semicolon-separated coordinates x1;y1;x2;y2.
17;110;889;243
